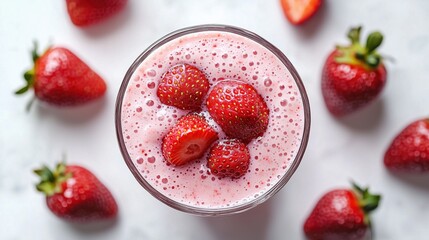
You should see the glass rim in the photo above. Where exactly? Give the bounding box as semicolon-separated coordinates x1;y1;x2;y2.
115;24;311;216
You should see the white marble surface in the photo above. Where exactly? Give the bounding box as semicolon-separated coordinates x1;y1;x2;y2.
1;0;429;239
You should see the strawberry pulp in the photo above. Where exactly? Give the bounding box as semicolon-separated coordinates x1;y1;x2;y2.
118;28;308;210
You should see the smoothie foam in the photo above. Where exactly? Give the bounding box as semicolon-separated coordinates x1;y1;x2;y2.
118;27;308;211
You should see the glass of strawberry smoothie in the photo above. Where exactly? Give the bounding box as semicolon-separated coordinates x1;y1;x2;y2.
116;25;310;215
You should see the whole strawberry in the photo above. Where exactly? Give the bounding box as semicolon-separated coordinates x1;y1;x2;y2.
384;118;429;173
207;139;250;179
304;183;381;240
15;43;107;108
66;0;128;27
206;80;269;143
34;162;118;222
162;114;219;166
157;63;210;110
322;26;387;116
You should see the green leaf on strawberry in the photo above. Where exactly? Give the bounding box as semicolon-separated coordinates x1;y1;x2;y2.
15;42;41;95
336;26;384;69
34;162;72;196
351;181;381;226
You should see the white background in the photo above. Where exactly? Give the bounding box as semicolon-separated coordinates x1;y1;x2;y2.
1;0;429;239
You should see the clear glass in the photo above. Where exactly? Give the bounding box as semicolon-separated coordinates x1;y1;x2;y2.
115;24;311;216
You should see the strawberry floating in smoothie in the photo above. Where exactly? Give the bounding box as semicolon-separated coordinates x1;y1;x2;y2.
157;63;210;111
162;114;218;166
207;80;269;143
207;139;250;179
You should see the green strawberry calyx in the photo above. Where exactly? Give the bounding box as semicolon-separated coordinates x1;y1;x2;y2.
34;162;72;197
335;26;384;69
15;41;41;95
352;181;382;226
15;42;51;111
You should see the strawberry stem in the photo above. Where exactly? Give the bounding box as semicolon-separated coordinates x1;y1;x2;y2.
34;162;72;197
347;26;362;45
351;181;381;214
15;42;40;96
15;41;49;111
31;41;40;62
351;181;381;226
336;26;384;69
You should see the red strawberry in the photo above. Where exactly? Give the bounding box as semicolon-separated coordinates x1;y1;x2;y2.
34;162;118;222
304;183;381;240
206;80;269;143
322;26;387;117
384;119;429;173
280;0;322;25
157;63;210;110
162;114;218;166
66;0;128;27
15;43;107;108
207;139;250;179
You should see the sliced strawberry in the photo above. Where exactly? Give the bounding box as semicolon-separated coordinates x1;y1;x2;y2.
66;0;128;27
280;0;322;25
384;119;429;173
206;80;269;143
162;114;218;166
157;63;210;110
207;139;250;179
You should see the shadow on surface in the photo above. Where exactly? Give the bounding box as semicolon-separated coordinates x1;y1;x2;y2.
294;1;329;39
366;228;374;240
387;171;429;190
68;217;119;235
334;98;385;132
202;199;273;240
35;97;107;124
79;3;133;38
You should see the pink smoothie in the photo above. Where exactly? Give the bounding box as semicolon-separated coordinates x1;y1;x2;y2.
119;28;307;210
